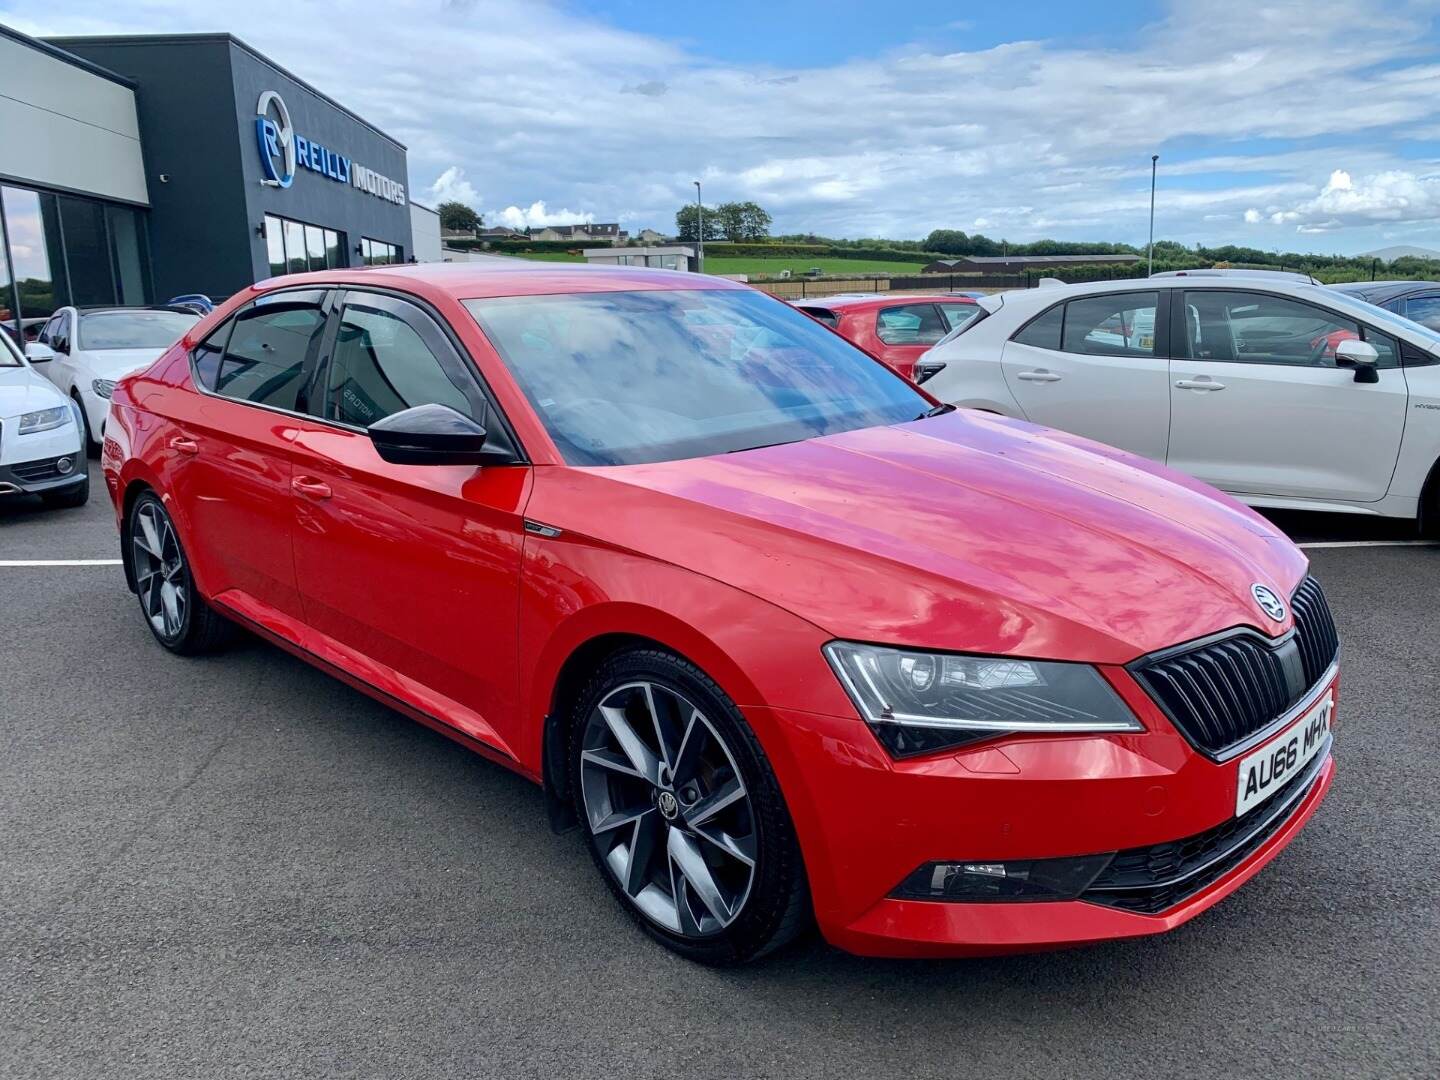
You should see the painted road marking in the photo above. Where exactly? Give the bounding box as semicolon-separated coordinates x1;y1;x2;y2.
0;559;123;567
1297;540;1440;549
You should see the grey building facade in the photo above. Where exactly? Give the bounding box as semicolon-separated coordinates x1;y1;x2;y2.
0;25;414;337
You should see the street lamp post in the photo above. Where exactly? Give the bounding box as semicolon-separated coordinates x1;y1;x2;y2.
693;180;704;273
1147;154;1159;277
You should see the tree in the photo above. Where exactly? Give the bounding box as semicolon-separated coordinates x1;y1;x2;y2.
737;201;772;241
714;202;746;241
437;200;481;233
923;229;970;255
675;204;724;242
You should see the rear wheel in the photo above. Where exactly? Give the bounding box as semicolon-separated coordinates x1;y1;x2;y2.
570;648;809;965
128;492;231;654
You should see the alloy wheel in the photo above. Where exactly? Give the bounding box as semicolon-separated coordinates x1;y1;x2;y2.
579;681;757;937
132;501;187;639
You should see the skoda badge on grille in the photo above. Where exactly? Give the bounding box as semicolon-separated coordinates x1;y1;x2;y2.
1252;583;1287;623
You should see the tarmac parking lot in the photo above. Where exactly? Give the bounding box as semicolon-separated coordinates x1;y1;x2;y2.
2;464;1438;1080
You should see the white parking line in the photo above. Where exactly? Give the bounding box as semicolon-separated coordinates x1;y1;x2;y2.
1297;540;1440;549
0;559;123;567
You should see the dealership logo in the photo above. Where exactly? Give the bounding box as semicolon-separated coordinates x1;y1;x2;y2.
1251;583;1287;623
255;90;296;188
254;90;407;205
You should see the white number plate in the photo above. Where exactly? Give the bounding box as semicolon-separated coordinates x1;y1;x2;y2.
1235;692;1333;817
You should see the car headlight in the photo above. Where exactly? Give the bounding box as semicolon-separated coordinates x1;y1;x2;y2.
17;406;72;435
823;641;1142;757
92;379;116;399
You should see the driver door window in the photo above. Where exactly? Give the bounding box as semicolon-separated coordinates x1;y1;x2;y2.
1181;291;1397;369
324;299;473;428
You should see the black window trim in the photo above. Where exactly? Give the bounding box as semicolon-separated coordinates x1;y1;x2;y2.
1175;286;1407;371
189;283;529;463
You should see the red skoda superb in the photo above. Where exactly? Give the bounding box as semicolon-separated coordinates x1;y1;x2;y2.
102;264;1337;964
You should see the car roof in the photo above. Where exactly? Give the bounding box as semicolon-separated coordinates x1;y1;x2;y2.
1329;280;1440;304
791;294;977;311
252;261;745;301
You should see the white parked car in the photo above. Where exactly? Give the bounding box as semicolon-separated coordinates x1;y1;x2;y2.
0;328;88;508
920;275;1440;530
27;306;199;453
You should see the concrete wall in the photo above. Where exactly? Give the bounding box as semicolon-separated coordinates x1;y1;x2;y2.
410;202;442;262
0;31;148;206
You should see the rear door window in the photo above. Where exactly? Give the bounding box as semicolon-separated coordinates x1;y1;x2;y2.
1061;293;1158;357
1404;295;1440;332
210;291;329;410
876;303;947;345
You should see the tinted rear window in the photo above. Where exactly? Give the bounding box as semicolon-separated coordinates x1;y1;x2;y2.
1012;304;1063;350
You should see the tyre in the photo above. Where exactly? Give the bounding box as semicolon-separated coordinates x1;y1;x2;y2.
71;390;99;456
569;647;809;964
127;491;232;654
40;469;89;509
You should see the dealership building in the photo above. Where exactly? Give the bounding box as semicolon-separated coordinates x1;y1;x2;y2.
0;25;434;333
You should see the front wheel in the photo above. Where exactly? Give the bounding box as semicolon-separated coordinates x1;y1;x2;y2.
570;648;809;965
127;492;232;654
71;390;99;456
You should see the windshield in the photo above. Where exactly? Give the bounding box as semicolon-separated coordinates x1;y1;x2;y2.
0;328;21;367
465;288;931;466
1316;289;1440;348
79;310;199;351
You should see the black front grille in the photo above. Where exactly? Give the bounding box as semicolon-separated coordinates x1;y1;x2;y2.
1081;740;1329;914
1129;576;1338;758
11;455;73;482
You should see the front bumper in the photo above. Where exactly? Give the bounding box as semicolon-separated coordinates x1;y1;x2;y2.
746;667;1338;958
0;421;85;495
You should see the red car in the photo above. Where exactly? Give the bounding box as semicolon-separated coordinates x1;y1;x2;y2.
102;265;1337;963
792;293;981;381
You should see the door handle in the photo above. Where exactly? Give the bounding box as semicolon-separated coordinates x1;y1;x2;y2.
168;435;199;455
1016;370;1062;382
1175;379;1226;391
291;476;333;500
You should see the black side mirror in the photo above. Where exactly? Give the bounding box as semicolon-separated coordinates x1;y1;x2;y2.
367;403;518;466
1334;339;1380;384
912;359;947;385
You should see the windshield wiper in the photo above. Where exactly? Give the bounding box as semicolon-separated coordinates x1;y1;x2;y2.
916;403;956;420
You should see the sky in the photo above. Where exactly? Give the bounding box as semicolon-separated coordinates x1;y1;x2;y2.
5;0;1440;254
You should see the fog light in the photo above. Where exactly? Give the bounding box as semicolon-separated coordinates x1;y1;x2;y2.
56;456;74;475
891;854;1114;902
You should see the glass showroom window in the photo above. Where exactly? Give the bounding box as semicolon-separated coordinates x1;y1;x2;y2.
361;238;401;266
263;214;345;276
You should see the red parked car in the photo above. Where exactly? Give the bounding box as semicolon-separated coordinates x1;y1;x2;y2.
103;265;1337;963
791;293;981;381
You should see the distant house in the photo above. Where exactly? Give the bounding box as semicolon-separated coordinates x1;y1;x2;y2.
476;226;524;240
530;223;628;244
636;228;668;244
922;254;1142;273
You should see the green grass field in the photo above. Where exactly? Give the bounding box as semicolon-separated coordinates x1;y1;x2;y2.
510;252;927;278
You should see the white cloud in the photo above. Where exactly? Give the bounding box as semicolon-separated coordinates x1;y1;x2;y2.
1244;168;1440;234
425;166;480;207
8;0;1440;251
490;201;595;230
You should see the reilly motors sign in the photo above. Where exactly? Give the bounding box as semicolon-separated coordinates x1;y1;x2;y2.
255;90;406;205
